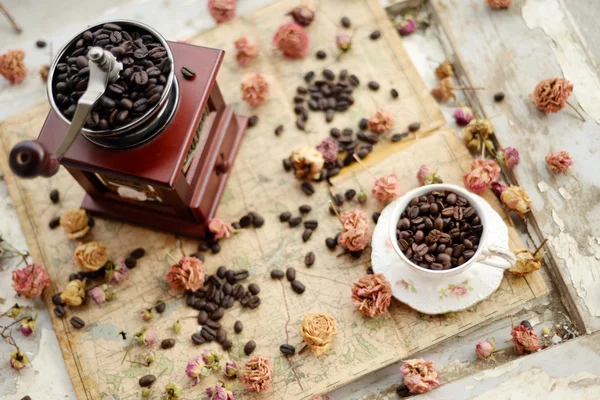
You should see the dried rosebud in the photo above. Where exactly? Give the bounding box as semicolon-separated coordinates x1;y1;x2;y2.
532;78;573;114
398;18;416;36
490;181;508;198
545;151;573;174
463;118;494;149
89;286;107;305
351;273;392;317
0;49;27;85
400;359;440;394
173;320;181;334
336;34;353;52
9;350;30;373
453;107;473;127
509;249;543;276
486;0;512;9
416;165;442;186
287;5;315;27
475;338;496;360
11;264;50;298
11;305;21;319
498;146;520;169
208;217;234;240
463;159;501;195
431;77;455;102
241;73;270;107
202;349;223;372
234;37;260;67
19;316;37;337
135;326;157;347
224;361;239;378
316;139;339;163
357;191;367;204
300;313;338;356
165;382;184;400
435;60;454;79
367;109;395;134
186;355;209;385
109;257;129;286
273;22;310;59
40;64;49;82
372;173;401;204
205;385;235;400
141;308;154;322
144;351;155;366
61;279;86;307
501;185;531;218
207;0;236;23
511;324;540;354
291;146;325;180
165;256;205;292
240;356;273;392
141;387;152;399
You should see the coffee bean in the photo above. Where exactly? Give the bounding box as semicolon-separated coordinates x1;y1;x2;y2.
286;267;296;281
201;326;217;341
390;88;399;98
54;305;66;318
161;338;175;349
349;74;360;86
271;269;285;280
368;81;380;91
287;217;302;228
234;320;243;333
215;328;227;344
280;344;296;355
219;339;232;351
274;124;284;136
304;71;315;82
325;237;337;249
206;320;221;331
211;244;221;254
139;375;156;387
520;320;532;329
130;247;145;259
408;122;421;132
291;280;306;294
302;229;313;242
301;182;315;196
370;30;381;40
316;50;326;59
70;316;85;329
494;92;505;102
125;257;137;268
191;332;205;345
197;310;209;325
211;309;224;321
244;340;256;355
303;220;318;230
248;115;259;127
180;66;196;80
49;189;60;203
252;213;265;227
248;283;260;295
304;252;315;266
341;17;351;28
330;127;341;138
299;205;312;214
155;301;166;314
49;216;60;229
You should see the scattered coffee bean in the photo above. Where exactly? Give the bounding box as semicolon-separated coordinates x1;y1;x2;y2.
244;340;256;355
191;252;205;261
304;252;315;266
221;339;233;351
279;211;292;222
286;267;296;282
125;257;137;268
366;266;374;274
494;92;505;102
316;50;326;59
155;301;166;313
248;115;259;127
325;237;337;249
408;122;421;132
280;344;296;355
210;309;223;321
70;316;85;329
372;212;380;223
330;127;341;138
391;88;399;98
358;118;368;130
349;74;360;86
271;269;284;279
49;216;60;229
368;81;380;91
36;40;47;48
288;216;302;227
303;220;318;230
139;375;156;388
299;205;312;214
234;320;243;333
291;280;306;294
53;305;66;318
49;189;60;203
180;66;196;80
341;16;351;28
52;293;63;306
391;133;403;142
192;332;205;345
239;214;253;227
396;384;410;397
304;71;315;82
248;283;260;295
21;396;32;400
251;213;265;227
131;247;145;259
216;328;228;344
211;243;221;254
520;320;532;329
302;229;313;242
370;30;381;40
345;189;357;200
301;182;315;195
201;326;217;341
87;215;95;227
161;338;176;349
275;124;284;136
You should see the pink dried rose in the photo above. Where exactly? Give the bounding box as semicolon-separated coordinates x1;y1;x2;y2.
273;22;310;59
240;356;273;392
367;109;395;134
9;350;30;373
141;308;154;322
234;37;260;67
89;286;107;305
372;173;401;204
511;324;540;354
310;396;331;400
287;5;315;27
545;150;573;174
486;0;512;8
416;165;443;186
336;34;353;52
224;361;238;378
206;385;235;400
19;317;37;337
400;359;440;394
165;256;205;292
11;264;50;298
463;159;501;194
202;349;223;372
337;225;370;252
316;139;339;163
186;355;209;386
398;19;416;36
109;257;129;285
501;185;531;218
208;0;236;23
351;273;393;317
500;146;520;169
0;49;27;85
241;73;269;107
208;217;234;240
453;107;473;127
476;338;496;360
532;78;573;114
135;326;157;347
490;181;508;198
340;209;369;230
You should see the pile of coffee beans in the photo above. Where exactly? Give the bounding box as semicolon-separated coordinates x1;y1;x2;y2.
279;205;318;242
396;190;482;270
51;22;172;130
270;267;306;294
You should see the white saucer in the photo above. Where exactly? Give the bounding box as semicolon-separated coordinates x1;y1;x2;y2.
371;192;508;315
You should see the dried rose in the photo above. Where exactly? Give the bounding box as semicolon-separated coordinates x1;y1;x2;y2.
453;107;473;127
316;139;339;163
165;382;184;400
338;225;370;252
400;359;440;394
416;165;443;186
74;241;108;272
165;256;205;292
207;0;236;23
11;264;50;298
463;118;494;149
463;159;501;195
89;286;107;305
173;320;181;334
208;217;234;240
499;146;520;169
61;279;86;307
9;350;30;373
367;109;395;134
431;77;455;102
357;191;367;204
109;257;129;285
144;351;155;366
141;308;154;321
475;338;496;360
273;22;310;59
509;249;543;276
287;5;315;26
224;361;238;378
501;185;531;218
234;37;260;67
486;0;512;8
60;209;90;239
532;78;573;114
135;326;157;347
300;312;338;356
19;316;37;337
310;396;331;400
398;18;416;36
435;60;454;79
241;73;269;107
351;273;392;317
372;173;401;204
0;49;27;85
490;181;508;198
141;388;152;398
202;349;222;372
186;355;209;385
240;356;273;392
340;209;369;231
206;385;235;400
336;34;353;52
511;324;540;354
291;146;325;180
545;151;573;174
11;305;21;319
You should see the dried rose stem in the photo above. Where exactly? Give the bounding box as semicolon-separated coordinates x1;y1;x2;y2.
298;343;309;354
352;153;379;181
165;252;179;264
565;100;586;122
565;169;579;182
452;86;485;91
0;4;22;34
328;200;344;225
532;238;548;257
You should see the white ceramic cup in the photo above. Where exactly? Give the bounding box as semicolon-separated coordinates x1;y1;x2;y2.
388;184;516;278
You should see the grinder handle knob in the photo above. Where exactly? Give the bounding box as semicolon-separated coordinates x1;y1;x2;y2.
9;140;60;178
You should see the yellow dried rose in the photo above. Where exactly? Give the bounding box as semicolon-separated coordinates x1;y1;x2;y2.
60;279;86;307
435;60;454;80
509;249;543;276
74;242;108;271
291;147;325;181
299;312;338;356
431;77;456;102
501;185;531;218
60;209;90;239
463;118;494;149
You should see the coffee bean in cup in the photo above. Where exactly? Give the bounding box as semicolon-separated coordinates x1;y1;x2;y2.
396;190;482;270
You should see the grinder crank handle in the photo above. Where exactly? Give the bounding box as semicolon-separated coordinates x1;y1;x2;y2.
8;47;122;178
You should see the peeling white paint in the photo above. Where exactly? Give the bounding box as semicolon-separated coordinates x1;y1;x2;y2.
538;181;549;193
559;187;573;200
472;361;520;381
552;210;566;230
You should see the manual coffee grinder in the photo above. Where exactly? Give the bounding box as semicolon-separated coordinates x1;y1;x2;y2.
8;20;247;238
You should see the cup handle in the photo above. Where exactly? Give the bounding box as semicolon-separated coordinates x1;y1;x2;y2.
476;245;516;270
